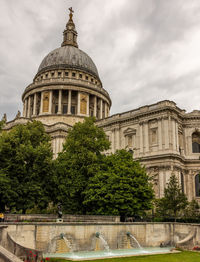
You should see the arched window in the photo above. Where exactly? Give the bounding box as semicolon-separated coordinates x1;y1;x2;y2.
192;132;200;153
195;174;200;197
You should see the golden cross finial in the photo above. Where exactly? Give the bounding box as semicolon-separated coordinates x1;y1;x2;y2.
69;7;74;20
69;7;74;13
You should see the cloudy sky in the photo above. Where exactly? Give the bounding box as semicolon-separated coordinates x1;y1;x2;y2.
1;0;200;120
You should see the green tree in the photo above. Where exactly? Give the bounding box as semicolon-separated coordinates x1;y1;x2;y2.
55;117;110;214
156;174;188;221
183;199;199;222
0;121;54;213
83;149;154;217
0;119;5;132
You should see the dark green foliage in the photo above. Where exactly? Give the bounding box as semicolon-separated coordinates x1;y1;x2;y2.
183;199;199;222
55;117;110;214
0;120;4;131
83;150;154;216
155;174;188;221
0;121;54;213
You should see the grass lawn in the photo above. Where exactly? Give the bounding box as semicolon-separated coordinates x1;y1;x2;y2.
48;251;200;262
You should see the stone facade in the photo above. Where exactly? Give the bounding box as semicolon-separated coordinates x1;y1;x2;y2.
3;10;200;202
98;100;200;201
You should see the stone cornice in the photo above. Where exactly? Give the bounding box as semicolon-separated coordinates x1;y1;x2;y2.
22;80;111;106
136;152;200;167
98;103;183;128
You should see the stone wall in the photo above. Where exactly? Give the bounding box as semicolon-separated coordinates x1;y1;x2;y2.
4;214;120;223
1;222;199;254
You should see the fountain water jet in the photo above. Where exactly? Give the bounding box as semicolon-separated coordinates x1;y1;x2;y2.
127;232;142;249
60;233;73;252
95;232;110;251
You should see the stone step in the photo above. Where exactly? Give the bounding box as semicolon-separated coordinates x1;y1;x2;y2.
0;245;23;262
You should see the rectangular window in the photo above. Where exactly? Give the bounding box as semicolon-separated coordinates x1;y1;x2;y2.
58;72;61;77
127;135;133;147
63;105;67;114
86;76;88;80
91;78;93;82
72;72;76;77
55;105;58;114
71;106;76;115
150;128;158;145
51;72;54;77
65;72;68;77
79;74;82;79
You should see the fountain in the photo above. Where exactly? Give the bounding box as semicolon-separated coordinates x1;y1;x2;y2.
95;232;110;251
60;233;73;252
126;232;142;249
43;231;174;260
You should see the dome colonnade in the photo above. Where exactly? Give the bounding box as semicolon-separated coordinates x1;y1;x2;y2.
22;8;111;125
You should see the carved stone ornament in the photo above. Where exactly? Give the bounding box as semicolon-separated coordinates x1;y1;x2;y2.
1;113;7;122
15;110;21;119
123;127;136;135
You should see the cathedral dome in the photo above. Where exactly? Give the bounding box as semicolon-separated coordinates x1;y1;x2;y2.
37;45;99;78
22;8;111;126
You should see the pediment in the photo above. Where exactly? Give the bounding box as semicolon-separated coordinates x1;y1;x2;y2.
123;128;136;135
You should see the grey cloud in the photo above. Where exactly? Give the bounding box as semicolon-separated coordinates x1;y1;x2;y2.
1;0;200;120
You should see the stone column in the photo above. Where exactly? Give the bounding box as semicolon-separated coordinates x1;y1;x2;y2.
114;126;120;150
77;92;81;115
158;118;162;150
87;95;90;116
27;96;31;118
40;92;43;115
139;122;144;154
164;117;169;149
175;122;179;152
105;103;108;118
100;99;103;119
49;91;52;114
172;119;176;151
67;90;72;114
33;93;37;116
57;90;62;114
144;121;149;153
111;128;115;153
24;99;28;117
94;96;97;117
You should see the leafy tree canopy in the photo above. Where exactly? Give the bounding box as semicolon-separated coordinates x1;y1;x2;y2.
83;149;154;217
156;174;188;221
0;121;54;213
55;117;110;213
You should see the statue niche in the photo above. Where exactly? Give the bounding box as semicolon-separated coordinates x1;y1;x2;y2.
43;92;50;113
80;94;87;114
